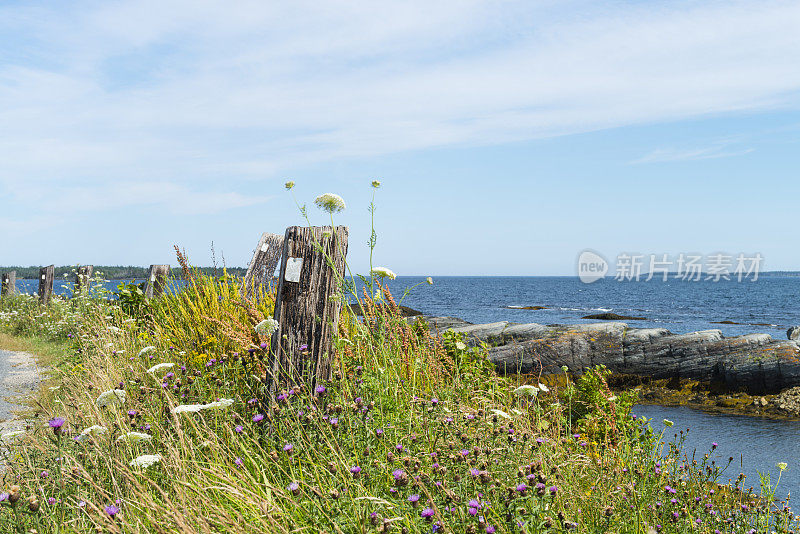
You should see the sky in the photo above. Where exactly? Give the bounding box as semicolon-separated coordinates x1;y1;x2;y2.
1;0;799;276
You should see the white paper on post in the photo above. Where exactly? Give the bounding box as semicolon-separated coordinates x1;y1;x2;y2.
260;243;269;253
285;257;303;283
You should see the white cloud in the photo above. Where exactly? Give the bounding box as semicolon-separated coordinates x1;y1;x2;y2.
0;0;798;195
631;144;755;164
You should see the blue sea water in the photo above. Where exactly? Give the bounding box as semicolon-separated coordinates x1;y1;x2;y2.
10;273;800;337
7;273;800;495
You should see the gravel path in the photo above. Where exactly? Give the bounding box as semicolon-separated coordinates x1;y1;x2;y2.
0;349;40;436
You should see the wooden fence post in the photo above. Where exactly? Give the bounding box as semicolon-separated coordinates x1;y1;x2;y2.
38;265;54;305
242;232;284;299
269;226;349;390
74;265;94;295
144;265;170;299
1;271;16;297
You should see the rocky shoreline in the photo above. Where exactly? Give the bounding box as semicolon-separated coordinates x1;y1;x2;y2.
417;315;800;418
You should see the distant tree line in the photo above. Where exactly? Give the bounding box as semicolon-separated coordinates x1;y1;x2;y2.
0;266;248;280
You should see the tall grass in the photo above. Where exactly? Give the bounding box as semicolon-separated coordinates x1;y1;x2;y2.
0;185;796;532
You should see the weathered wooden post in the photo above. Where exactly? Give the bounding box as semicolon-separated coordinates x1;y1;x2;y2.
270;226;349;390
74;265;94;295
38;265;55;305
242;232;284;299
1;271;16;297
144;265;170;299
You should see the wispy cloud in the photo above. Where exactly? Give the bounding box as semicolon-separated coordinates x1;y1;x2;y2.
0;0;799;201
631;144;755;164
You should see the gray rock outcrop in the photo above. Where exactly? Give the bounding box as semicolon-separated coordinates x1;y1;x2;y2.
422;317;800;394
787;326;800;341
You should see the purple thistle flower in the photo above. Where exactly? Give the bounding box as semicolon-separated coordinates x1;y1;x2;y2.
315;385;326;395
47;497;57;505
421;508;435;520
375;428;384;437
252;413;265;423
469;468;480;477
549;486;558;496
41;471;48;478
516;483;527;493
283;443;293;453
105;505;120;517
0;493;7;502
235;425;243;433
408;494;420;504
468;499;481;509
299;344;308;351
486;526;496;533
48;417;65;434
234;457;243;468
350;466;362;478
287;481;300;495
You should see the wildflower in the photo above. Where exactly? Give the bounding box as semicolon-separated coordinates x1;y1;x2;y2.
408;494;420;507
513;385;539;397
105;504;120;517
486;527;496;534
129;454;162;468
490;409;511;420
48;417;65;435
253;414;265;423
393;469;409;486
137;346;156;357
516;483;528;495
287;481;300;495
96;389;126;408
255;318;279;336
712;442;718;450
116;432;152;443
350;466;362;478
314;193;346;213
371;180;381;188
283;443;294;454
778;462;788;471
285;181;295;190
75;425;108;442
172;399;234;414
235;457;243;468
537;383;550;393
421;508;435;521
147;362;174;374
663;419;673;427
314;385;326;396
371;267;397;280
426;277;433;285
235;425;243;433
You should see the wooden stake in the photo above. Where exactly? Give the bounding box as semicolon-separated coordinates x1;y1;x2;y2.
1;271;16;297
144;265;170;299
270;226;349;390
242;232;284;299
74;265;94;295
38;265;55;305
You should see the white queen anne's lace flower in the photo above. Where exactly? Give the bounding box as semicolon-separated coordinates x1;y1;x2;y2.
75;425;108;442
147;363;174;374
96;389;126;408
116;432;152;443
172;398;234;414
370;267;396;280
513;384;539;397
314;193;346;213
254;318;279;336
129;454;162;468
138;346;156;357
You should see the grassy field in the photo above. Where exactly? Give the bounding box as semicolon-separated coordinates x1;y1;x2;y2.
0;268;795;533
0;188;794;533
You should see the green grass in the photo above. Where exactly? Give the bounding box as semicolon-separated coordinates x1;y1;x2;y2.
0;272;795;533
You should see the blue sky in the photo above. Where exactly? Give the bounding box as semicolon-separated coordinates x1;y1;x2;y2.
1;0;799;275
